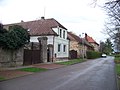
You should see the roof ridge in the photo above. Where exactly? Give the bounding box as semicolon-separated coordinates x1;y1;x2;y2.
4;18;56;25
86;34;99;45
4;17;67;36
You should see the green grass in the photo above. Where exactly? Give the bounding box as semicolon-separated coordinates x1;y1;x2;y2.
114;57;120;64
116;64;120;76
56;59;84;65
115;64;120;89
18;67;48;72
114;56;120;89
0;76;6;81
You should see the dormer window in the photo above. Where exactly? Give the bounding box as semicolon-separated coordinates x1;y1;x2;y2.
63;30;65;39
60;29;62;37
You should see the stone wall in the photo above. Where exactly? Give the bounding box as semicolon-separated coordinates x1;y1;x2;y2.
69;41;83;58
0;48;23;67
38;37;48;63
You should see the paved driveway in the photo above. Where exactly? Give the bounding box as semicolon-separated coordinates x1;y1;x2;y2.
0;56;117;90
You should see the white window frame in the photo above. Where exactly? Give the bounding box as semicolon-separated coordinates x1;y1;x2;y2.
58;44;61;52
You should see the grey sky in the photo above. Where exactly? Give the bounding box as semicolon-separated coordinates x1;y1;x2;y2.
0;0;108;43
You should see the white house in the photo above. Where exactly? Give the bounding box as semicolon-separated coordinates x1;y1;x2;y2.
5;17;69;62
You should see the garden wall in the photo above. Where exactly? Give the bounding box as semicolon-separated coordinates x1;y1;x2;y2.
0;48;23;67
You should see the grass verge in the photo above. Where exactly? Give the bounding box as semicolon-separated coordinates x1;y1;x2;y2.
116;64;120;76
115;64;120;90
115;57;120;64
114;56;120;89
18;67;48;72
56;59;84;65
0;76;6;81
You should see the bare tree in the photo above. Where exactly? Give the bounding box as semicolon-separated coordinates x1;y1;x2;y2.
103;0;120;51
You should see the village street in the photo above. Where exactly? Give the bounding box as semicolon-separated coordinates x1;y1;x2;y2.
0;56;117;90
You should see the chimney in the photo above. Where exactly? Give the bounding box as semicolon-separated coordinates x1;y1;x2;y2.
85;33;87;40
41;17;45;20
21;20;24;22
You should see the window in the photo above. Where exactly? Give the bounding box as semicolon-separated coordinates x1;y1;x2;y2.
63;45;66;52
63;31;65;39
60;29;62;37
58;44;61;52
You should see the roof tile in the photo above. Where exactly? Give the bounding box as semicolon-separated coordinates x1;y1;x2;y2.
85;33;99;45
4;18;67;36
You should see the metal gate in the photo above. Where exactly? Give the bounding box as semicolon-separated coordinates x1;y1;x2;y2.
23;49;41;65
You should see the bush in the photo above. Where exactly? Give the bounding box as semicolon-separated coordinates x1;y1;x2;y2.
0;25;30;50
86;50;101;59
114;54;120;57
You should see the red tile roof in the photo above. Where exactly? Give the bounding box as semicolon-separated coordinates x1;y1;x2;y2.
67;32;93;48
85;33;99;45
4;18;67;36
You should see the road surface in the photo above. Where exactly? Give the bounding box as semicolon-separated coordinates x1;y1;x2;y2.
0;56;117;90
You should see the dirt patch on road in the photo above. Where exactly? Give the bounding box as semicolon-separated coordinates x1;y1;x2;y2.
0;70;33;80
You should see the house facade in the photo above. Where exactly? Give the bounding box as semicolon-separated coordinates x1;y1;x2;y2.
5;17;69;62
67;32;82;58
67;32;93;59
85;33;99;51
29;28;69;60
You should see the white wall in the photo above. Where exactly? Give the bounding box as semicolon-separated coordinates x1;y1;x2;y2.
53;27;69;58
30;26;69;59
53;27;67;39
30;36;39;42
54;37;69;58
30;36;54;45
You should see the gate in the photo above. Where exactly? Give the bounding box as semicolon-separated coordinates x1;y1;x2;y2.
23;49;41;65
47;49;50;62
69;50;77;59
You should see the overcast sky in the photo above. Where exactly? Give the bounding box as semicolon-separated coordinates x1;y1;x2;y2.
0;0;109;43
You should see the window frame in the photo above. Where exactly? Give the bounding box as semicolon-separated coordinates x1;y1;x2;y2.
60;29;62;38
63;30;65;39
58;44;61;52
63;45;66;52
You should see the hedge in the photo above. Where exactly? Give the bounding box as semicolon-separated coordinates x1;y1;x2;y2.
86;51;102;59
114;54;120;57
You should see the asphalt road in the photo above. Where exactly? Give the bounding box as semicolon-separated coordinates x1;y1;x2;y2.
0;56;117;90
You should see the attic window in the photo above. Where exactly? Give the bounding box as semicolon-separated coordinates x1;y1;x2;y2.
60;29;62;37
63;30;65;39
27;29;30;33
27;29;30;32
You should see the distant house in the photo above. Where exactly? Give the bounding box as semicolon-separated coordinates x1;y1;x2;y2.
4;17;69;62
67;32;93;59
85;33;99;51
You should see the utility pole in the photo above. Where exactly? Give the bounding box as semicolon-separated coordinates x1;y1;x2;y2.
82;33;84;60
79;33;85;60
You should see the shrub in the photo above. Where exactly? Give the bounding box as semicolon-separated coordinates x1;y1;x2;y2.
86;50;101;59
115;54;120;57
0;24;30;50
